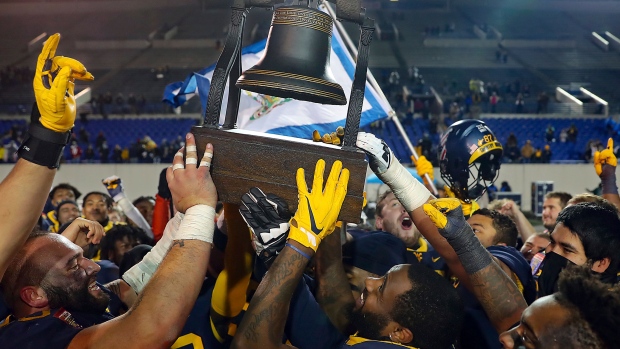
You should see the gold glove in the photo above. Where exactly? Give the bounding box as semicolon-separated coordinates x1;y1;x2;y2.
412;155;434;182
594;138;617;176
444;185;480;217
288;159;349;251
33;33;94;133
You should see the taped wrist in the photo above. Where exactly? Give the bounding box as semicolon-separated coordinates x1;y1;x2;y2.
18;122;70;169
177;205;216;243
122;213;184;293
443;222;493;275
382;160;431;211
600;164;618;195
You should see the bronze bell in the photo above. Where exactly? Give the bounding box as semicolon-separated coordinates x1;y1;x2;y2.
236;7;347;105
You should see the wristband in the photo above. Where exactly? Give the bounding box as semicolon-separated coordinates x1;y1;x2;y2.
113;192;127;202
177;205;216;243
382;160;431;211
17;105;71;169
446;230;493;275
285;242;312;260
122;212;184;293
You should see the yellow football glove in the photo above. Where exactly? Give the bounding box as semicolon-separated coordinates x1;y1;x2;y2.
288;159;350;251
424;198;491;274
423;198;462;229
594;138;617;176
33;33;94;133
412;155;434;181
444;185;480;217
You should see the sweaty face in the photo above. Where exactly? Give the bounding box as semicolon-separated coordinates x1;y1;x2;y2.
542;198;562;231
467;214;498;248
352;265;412;340
520;235;551;262
499;295;572;349
375;193;420;248
29;235;109;313
52;188;76;206
135;200;154;225
57;204;80;226
83;194;109;224
549;223;588;266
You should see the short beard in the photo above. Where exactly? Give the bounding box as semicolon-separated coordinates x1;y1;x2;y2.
42;281;109;314
350;307;391;340
543;222;556;232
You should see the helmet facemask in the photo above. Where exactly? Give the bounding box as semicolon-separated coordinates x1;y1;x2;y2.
465;158;500;200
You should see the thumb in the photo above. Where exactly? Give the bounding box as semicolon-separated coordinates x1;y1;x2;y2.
423;203;448;229
594;151;601;164
608;137;614;151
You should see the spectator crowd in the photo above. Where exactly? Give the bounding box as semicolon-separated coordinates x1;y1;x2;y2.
1;33;619;349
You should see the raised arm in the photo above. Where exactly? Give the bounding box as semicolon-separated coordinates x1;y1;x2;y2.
356;132;471;288
423;199;527;333
499;200;536;241
102;176;154;239
60;217;104;250
232;159;349;349
594;138;620;209
0;33;93;280
69;133;217;348
314;226;355;334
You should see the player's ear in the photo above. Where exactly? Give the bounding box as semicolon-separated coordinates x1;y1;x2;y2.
375;215;384;230
20;286;49;308
390;326;413;344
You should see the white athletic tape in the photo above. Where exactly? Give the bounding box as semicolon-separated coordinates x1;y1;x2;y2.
172;164;185;171
203;152;213;159
200;161;211;167
186;145;197;152
174;152;183;158
186;158;198;165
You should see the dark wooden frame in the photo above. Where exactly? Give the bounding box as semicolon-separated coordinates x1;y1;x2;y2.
192;0;375;222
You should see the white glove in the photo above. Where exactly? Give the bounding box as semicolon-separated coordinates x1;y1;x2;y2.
122;204;215;293
357;132;431;211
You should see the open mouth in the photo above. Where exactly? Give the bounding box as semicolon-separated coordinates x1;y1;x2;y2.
357;288;367;309
401;216;413;230
88;280;100;293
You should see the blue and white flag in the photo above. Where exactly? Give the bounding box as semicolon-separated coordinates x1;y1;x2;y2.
163;21;390;139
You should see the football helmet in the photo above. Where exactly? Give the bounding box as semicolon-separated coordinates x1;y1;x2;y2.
438;120;503;201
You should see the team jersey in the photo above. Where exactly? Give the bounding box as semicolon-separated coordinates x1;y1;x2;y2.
286;275;346;349
171;278;223;349
406;238;447;276
0;283;116;349
457;246;535;349
343;335;418;348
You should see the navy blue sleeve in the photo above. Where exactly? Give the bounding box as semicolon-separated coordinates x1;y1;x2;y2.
285;275;347;349
0;316;82;349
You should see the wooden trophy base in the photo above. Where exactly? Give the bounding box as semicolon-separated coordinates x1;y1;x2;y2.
192;126;367;223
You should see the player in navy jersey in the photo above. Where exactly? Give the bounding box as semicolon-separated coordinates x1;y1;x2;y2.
457;208;535;349
232;159;464;349
0;128;218;348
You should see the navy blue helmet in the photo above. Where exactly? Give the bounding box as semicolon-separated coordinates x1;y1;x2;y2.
439;120;503;200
